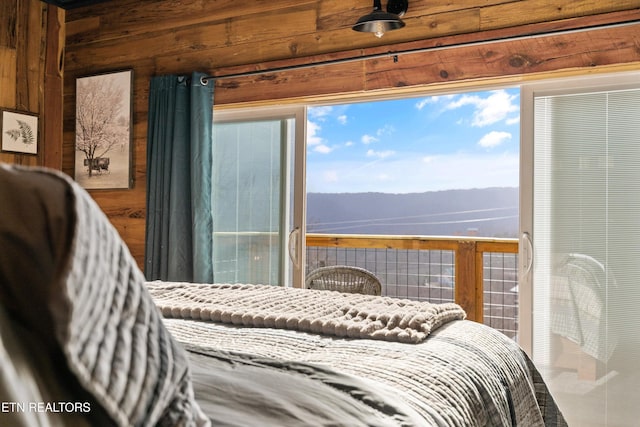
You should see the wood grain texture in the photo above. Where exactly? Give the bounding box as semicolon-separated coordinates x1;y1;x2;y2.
0;47;17;108
54;0;640;267
455;241;477;321
1;0;57;168
0;1;17;49
43;6;65;169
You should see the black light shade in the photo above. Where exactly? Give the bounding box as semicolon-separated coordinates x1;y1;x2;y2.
352;0;407;38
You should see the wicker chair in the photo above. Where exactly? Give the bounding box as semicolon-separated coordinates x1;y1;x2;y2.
305;265;382;296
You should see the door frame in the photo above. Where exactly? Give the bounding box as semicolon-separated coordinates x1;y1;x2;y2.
213;105;307;287
518;70;640;357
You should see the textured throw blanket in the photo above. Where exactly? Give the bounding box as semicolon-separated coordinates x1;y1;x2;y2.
0;165;208;427
147;282;466;343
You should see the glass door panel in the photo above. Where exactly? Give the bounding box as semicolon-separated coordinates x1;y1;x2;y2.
521;73;640;427
212;107;305;286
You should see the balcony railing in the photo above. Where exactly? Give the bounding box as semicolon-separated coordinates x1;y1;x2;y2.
306;234;519;339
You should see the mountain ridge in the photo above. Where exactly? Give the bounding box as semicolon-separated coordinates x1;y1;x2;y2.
307;187;519;237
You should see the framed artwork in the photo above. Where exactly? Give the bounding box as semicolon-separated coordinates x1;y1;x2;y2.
74;69;133;189
1;110;39;155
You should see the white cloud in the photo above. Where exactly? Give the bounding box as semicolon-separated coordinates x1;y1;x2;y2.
445;90;519;127
345;140;354;147
415;94;455;110
366;149;395;158
361;125;393;145
416;97;438;110
307;120;323;146
314;144;333;154
361;134;379;144
376;124;395;136
337;115;347;124
308;106;333;120
478;131;512;149
307;120;336;154
506;116;520;126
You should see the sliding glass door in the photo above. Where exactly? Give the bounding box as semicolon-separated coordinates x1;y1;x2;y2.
520;72;640;427
212;107;306;287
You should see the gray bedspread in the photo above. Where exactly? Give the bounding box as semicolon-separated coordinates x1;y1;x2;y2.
186;347;433;427
152;283;567;427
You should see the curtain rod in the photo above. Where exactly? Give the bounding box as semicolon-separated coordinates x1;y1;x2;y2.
200;19;640;85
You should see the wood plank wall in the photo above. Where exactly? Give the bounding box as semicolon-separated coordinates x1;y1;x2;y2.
0;1;64;169
61;0;640;268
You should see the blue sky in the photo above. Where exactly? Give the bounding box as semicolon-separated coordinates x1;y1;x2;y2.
306;87;521;193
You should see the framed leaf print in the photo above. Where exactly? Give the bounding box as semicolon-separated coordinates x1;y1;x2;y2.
1;110;39;155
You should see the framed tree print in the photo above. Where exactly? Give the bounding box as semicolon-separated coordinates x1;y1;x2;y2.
1;110;39;155
74;69;133;189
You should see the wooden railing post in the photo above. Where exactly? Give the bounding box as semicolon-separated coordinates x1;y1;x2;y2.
455;241;477;322
475;248;485;324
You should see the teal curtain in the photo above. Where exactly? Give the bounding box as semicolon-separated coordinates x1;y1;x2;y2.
145;72;214;283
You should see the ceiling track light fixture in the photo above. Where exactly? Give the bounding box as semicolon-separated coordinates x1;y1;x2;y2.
352;0;408;38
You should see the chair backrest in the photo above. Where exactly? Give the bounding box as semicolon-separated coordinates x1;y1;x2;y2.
305;266;382;296
554;253;617;362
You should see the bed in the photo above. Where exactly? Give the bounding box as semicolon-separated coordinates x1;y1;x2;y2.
0;164;566;426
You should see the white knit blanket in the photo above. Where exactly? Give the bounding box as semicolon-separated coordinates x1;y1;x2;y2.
146;282;466;344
